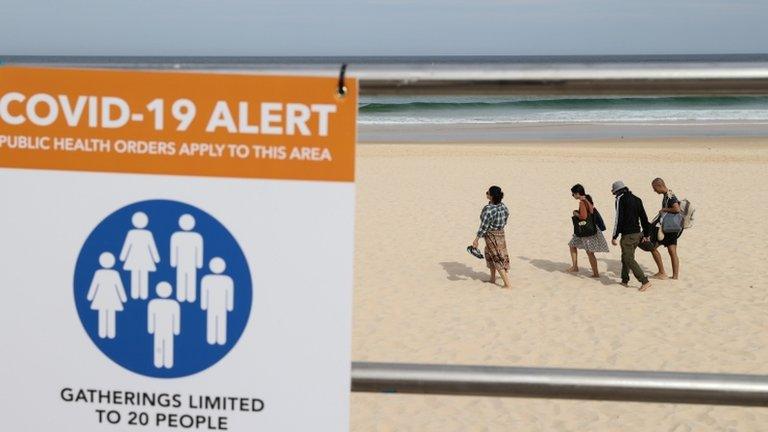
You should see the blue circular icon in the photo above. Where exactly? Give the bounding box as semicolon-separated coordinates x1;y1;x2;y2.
74;200;252;378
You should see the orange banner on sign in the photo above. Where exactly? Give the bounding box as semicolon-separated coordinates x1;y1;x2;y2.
0;67;356;182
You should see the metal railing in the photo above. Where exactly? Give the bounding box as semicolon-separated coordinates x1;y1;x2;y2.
352;362;768;407
3;56;768;95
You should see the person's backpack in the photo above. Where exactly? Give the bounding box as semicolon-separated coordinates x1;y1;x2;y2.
679;198;695;229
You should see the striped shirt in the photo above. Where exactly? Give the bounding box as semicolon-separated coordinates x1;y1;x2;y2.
477;203;509;237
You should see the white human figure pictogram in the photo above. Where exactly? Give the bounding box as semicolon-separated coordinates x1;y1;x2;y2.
170;214;204;303
86;252;128;339
119;211;160;300
201;257;234;345
147;282;181;369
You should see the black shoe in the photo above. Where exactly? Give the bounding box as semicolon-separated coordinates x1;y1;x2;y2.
467;246;484;259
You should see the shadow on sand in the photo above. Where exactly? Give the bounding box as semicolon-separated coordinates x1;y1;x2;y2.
598;257;652;278
517;256;645;288
439;261;488;282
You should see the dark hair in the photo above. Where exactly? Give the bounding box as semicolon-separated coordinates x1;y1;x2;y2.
488;186;504;204
571;183;593;204
571;184;585;196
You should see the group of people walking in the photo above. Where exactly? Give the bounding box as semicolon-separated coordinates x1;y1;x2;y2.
472;179;685;291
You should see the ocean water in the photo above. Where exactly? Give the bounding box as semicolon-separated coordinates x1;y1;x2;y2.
346;55;768;138
358;95;768;126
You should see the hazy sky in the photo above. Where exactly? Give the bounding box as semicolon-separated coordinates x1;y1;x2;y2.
1;0;766;56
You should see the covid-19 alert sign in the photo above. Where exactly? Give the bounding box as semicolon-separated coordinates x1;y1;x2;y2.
0;67;356;431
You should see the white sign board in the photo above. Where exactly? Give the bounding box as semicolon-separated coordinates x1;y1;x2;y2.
0;67;357;431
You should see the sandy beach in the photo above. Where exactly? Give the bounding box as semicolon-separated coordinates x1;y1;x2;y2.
351;138;768;431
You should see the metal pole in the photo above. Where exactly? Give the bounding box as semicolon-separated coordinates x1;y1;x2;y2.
4;56;768;95
351;362;768;407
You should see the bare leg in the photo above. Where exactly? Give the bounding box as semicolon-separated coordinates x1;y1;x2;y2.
668;245;680;279
487;268;497;284
499;269;512;288
587;252;599;277
650;248;668;279
567;246;579;272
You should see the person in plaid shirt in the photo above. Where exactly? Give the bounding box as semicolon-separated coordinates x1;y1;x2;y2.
472;186;511;288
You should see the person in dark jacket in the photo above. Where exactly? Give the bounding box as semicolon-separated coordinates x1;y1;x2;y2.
610;180;652;291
